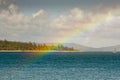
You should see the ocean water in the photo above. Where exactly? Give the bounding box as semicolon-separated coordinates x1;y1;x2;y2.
0;52;120;80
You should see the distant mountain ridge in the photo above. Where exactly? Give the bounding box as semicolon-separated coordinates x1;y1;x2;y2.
95;45;120;52
63;43;120;52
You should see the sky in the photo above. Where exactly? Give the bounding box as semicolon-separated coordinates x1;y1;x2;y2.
0;0;120;48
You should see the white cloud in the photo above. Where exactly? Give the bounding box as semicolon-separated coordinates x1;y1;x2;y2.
50;7;120;47
0;3;51;42
0;2;120;47
32;9;48;18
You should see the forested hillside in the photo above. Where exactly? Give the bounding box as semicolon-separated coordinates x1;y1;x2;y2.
0;40;75;51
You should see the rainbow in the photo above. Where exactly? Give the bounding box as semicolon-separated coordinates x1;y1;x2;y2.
24;10;120;65
53;11;118;44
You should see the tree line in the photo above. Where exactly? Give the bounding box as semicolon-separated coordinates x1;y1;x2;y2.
0;39;75;51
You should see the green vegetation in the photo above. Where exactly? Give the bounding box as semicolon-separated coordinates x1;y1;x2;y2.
0;39;76;51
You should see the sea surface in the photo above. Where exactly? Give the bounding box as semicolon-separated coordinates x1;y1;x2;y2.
0;52;120;80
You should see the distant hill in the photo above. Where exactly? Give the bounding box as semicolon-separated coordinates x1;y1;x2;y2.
63;43;95;51
63;43;120;52
94;45;120;52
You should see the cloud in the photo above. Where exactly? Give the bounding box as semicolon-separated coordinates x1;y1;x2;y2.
32;9;48;18
0;1;120;47
0;1;50;42
0;0;15;11
50;7;120;47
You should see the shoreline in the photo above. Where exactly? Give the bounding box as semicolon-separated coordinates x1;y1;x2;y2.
0;50;80;52
0;50;118;53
